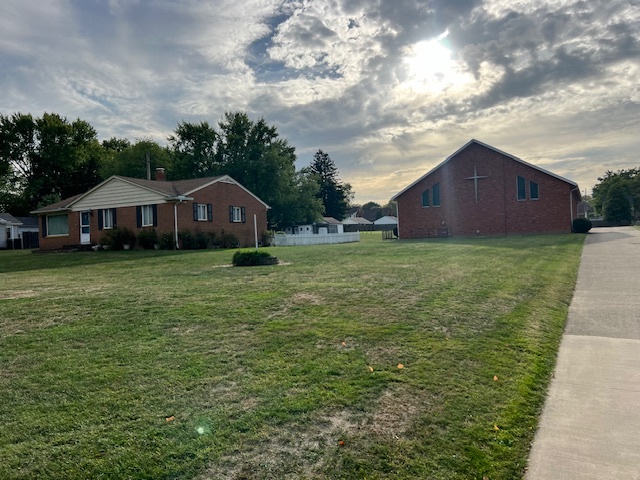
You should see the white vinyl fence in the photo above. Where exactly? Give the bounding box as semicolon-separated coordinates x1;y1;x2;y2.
272;232;360;247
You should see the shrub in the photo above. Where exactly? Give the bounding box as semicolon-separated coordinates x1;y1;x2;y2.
218;231;239;249
100;227;136;250
179;229;196;250
232;250;279;266
159;232;175;250
572;218;592;233
137;229;158;249
194;230;210;249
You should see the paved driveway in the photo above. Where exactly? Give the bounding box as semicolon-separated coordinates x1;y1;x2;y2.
526;227;640;479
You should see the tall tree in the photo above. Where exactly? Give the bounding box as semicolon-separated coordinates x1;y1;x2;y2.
310;150;352;220
168;121;217;179
361;201;382;221
603;181;632;222
0;112;103;214
213;112;303;228
101;138;172;180
592;168;639;221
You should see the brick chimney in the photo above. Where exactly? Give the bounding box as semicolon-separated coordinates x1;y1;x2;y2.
155;167;166;181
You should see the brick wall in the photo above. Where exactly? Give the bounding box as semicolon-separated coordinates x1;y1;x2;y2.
38;180;268;250
396;143;579;239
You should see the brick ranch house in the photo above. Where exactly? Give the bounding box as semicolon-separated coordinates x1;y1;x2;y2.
391;139;582;238
32;169;270;250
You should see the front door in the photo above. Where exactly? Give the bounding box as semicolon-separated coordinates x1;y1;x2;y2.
80;211;91;245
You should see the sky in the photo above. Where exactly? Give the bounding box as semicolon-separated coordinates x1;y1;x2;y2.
1;0;639;204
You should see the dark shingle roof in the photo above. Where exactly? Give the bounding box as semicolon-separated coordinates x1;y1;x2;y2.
0;213;22;224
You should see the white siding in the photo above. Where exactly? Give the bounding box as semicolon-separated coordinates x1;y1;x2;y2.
72;178;167;210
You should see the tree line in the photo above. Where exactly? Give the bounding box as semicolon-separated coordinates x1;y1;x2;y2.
591;168;640;223
0;111;353;229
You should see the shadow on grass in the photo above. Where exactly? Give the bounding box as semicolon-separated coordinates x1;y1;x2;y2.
395;232;584;250
0;249;218;274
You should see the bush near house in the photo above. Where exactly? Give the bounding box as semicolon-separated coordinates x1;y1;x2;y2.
100;227;137;250
572;218;592;233
137;229;159;249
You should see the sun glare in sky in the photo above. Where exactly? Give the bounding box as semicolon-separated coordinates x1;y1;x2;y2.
402;30;472;94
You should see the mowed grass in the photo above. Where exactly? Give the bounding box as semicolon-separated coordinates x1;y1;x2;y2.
0;233;584;479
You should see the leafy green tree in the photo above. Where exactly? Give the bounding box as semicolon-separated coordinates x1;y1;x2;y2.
309;149;352;220
382;200;397;217
0;112;103;214
168;112;318;229
168;121;217;179
603;181;632;222
101;138;172;180
592;168;639;221
273;168;324;229
361;201;382;221
213;112;304;229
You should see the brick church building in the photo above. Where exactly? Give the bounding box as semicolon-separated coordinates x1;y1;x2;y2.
392;139;582;238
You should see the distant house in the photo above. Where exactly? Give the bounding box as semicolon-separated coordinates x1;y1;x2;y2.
31;169;270;250
392;139;581;238
275;217;357;246
342;216;373;232
283;217;344;235
0;213;22;249
373;216;398;227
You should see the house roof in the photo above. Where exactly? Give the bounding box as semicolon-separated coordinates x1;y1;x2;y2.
391;139;579;201
373;216;398;225
0;213;22;225
322;216;342;225
15;216;39;227
32;174;270;214
342;216;372;225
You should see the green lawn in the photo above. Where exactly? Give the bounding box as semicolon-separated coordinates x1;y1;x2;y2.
0;233;584;479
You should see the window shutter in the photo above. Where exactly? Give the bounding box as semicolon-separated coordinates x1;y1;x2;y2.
112;209;117;227
136;206;142;228
193;203;198;221
98;209;103;230
229;205;234;222
207;203;213;222
41;216;47;238
241;207;246;223
152;204;158;227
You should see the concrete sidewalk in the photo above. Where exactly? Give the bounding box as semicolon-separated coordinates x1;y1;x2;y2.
526;227;640;479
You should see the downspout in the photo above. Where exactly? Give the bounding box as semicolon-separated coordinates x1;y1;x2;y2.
174;195;187;249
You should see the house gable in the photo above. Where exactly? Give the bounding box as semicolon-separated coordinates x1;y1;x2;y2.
71;177;168;210
392;139;578;202
393;140;580;238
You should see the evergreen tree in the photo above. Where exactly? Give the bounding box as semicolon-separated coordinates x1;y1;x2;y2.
309;149;352;220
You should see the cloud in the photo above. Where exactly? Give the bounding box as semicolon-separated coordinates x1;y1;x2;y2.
0;0;638;204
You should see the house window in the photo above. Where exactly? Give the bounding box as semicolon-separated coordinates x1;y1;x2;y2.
530;181;539;200
136;205;158;228
422;189;430;207
229;206;246;223
517;176;526;201
102;209;116;229
197;204;207;221
142;205;154;226
193;203;213;222
46;214;69;236
433;183;441;206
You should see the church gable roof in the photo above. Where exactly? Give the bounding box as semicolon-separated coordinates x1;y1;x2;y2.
391;139;578;200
